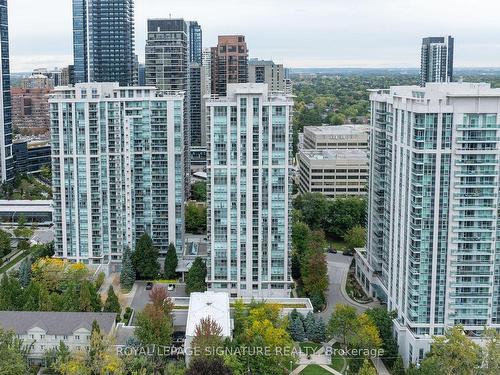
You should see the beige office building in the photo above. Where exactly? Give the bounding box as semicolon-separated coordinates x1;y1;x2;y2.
298;149;368;198
303;125;369;150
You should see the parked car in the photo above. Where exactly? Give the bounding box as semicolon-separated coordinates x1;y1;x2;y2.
145;282;153;290
342;249;354;256
167;284;175;291
327;247;337;254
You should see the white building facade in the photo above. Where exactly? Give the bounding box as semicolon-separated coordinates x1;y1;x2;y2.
50;83;185;266
206;83;294;298
359;83;500;365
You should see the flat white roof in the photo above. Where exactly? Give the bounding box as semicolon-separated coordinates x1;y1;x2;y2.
304;124;369;136
185;291;231;337
0;200;53;213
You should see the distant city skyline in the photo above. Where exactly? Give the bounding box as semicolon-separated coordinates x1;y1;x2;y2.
8;0;500;72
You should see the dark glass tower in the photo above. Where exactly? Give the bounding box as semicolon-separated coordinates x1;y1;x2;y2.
189;21;202;64
0;0;13;182
73;0;135;86
420;36;454;86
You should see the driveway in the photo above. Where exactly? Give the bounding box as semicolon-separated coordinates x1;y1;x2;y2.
319;253;378;320
130;281;187;312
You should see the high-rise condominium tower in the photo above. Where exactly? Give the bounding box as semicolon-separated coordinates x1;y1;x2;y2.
72;0;135;86
420;36;454;86
206;83;294;298
357;82;500;365
212;36;248;96
145;18;200;190
248;59;288;93
0;0;13;182
50;83;185;266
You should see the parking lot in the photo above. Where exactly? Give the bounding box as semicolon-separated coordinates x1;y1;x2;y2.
130;281;187;312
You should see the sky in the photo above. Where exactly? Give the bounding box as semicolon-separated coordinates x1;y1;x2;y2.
8;0;500;72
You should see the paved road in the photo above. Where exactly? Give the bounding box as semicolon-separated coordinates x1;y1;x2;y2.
319;253;378;320
130;281;187;312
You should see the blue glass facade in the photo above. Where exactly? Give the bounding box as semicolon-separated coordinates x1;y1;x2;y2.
0;0;13;182
72;0;135;86
50;83;185;265
206;84;294;298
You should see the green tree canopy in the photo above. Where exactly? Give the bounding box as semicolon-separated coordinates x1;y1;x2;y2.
344;225;366;249
185;257;207;294
192;181;207;202
164;243;178;279
186;202;207;234
132;233;160;280
120;246;135;290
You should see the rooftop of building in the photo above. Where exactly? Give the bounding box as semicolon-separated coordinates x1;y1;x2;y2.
50;82;185;101
304;124;370;136
300;149;368;161
249;58;279;65
0;311;116;335
185;292;231;338
370;82;500;99
205;83;294;102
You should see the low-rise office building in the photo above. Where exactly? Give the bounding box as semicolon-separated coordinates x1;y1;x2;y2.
303;124;369;150
298;149;368;197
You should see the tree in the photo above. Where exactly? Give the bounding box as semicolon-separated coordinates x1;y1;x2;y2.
303;312;316;339
191;317;225;357
328;304;358;350
148;285;174;315
185;257;207;294
0;328;28;375
310;292;326;313
325;197;366;238
186;202;207;234
104;286;121;317
120;246;135;290
164;243;178;279
192;181;207;202
358;359;377;375
293;193;328;230
291;251;301;280
392;356;405;375
290;316;305;342
56;321;123;375
365;308;398;366
44;341;71;373
132;233;160;280
18;257;32;288
134;304;173;348
0;229;11;258
330;112;346;125
0;274;24;310
344;225;366;249
78;280;101;312
350;313;382;350
310;317;326;343
135;285;174;353
186;356;233;375
482;328;500;375
419;326;481;375
302;252;328;297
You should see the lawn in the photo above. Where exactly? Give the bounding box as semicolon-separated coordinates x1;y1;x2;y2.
300;364;334;375
299;341;322;354
330;342;346;373
326;238;349;252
